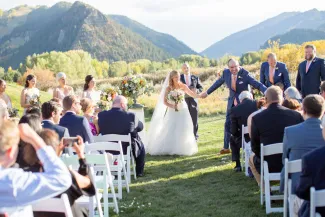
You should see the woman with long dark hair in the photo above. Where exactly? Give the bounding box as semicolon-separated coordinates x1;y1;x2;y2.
20;74;40;114
82;75;100;103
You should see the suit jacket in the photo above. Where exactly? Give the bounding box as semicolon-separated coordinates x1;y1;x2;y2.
42;120;70;140
230;99;258;142
251;103;304;173
207;68;267;111
98;108;144;154
260;61;291;90
296;57;325;98
180;74;203;97
280;118;325;193
59;112;93;144
296;145;325;217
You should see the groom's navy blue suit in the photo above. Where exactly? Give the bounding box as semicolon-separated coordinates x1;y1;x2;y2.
207;68;267;149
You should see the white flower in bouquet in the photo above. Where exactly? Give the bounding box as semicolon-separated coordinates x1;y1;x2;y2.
167;90;184;111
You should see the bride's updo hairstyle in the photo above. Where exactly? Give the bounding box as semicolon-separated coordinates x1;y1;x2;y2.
169;70;180;88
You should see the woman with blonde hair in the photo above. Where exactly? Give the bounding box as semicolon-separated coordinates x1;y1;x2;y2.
53;72;74;103
80;98;99;136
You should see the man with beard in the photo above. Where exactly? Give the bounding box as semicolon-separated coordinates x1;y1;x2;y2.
296;44;325;98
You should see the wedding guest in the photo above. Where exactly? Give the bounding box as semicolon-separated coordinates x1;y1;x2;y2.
247;98;266;137
80;98;99;136
201;59;267;155
230;91;257;172
52;72;74;103
284;86;302;103
0;79;12;108
59;95;93;143
20;74;40;114
295;144;325;217
41;101;69;140
282;98;301;111
0;122;71;217
279;95;325;216
98;95;146;176
83;75;100;104
249;86;304;185
296;44;325;98
260;53;291;90
320;82;325;126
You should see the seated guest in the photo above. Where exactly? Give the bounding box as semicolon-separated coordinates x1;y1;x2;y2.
249;86;304;185
247;98;266;137
230;91;258;172
80;98;99;136
282;98;301;111
26;106;41;117
284;86;302;103
41;101;69;140
0;122;71;217
30;130;95;217
59;95;93;143
98;95;146;177
280;95;325;216
296;145;325;217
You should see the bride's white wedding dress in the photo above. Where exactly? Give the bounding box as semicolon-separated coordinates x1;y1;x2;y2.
147;73;198;156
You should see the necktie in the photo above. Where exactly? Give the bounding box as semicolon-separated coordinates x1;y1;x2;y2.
231;74;237;91
306;61;311;73
185;75;190;86
269;67;275;84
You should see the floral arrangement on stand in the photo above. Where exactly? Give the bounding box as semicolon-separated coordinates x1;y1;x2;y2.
120;75;154;106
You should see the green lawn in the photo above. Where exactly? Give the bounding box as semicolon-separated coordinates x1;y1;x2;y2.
112;115;282;217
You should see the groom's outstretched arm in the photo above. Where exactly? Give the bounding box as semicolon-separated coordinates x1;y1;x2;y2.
206;71;225;95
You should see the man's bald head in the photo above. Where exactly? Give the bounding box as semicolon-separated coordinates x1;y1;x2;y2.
182;63;190;74
228;58;240;75
265;86;283;105
112;95;128;110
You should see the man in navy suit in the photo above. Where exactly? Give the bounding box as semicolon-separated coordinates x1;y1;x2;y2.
280;95;325;207
296;144;325;217
59;95;93;144
180;63;203;140
260;53;291;90
41;101;69;140
98;96;145;176
201;59;267;154
296;44;325;98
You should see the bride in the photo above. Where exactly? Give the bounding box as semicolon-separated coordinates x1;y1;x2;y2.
147;70;199;156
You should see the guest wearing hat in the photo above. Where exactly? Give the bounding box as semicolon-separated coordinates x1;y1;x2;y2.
53;72;74;104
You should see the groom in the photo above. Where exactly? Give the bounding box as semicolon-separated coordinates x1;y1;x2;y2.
180;63;203;140
201;59;267;155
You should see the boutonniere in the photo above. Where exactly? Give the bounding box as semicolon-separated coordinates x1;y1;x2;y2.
237;75;242;79
313;59;316;63
275;67;279;70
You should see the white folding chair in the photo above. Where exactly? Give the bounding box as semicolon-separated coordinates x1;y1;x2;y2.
283;159;302;217
241;125;251;176
61;155;104;217
32;194;73;217
310;187;325;217
260;143;284;214
94;134;137;183
85;141;129;200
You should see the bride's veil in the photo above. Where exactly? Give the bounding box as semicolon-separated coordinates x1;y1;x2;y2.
146;71;170;150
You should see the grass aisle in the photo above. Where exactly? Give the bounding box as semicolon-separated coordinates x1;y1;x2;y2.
114;115;282;217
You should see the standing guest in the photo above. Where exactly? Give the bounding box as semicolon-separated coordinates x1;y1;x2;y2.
200;59;267;155
0;79;12;108
59;95;93;144
98;95;146;177
52;72;74;103
282;99;301;111
260;53;291;90
296;44;325;98
41;101;69;140
279;95;325;217
247;98;266;138
0;122;71;217
180;63;203;140
83;75;100;104
284;86;302;103
295;144;325;217
230;91;258;172
20;74;40;114
249;86;304;185
80;98;99;136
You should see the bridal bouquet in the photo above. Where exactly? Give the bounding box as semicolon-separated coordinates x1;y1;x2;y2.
167;90;184;112
29;94;41;108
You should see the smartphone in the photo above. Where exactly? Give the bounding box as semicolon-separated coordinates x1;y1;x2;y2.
63;137;79;147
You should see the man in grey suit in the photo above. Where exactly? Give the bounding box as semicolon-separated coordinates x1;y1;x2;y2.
280;94;325;214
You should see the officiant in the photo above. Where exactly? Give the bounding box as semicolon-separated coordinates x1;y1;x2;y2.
180;63;203;140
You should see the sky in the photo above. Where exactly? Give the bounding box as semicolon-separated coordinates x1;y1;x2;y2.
1;0;325;52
